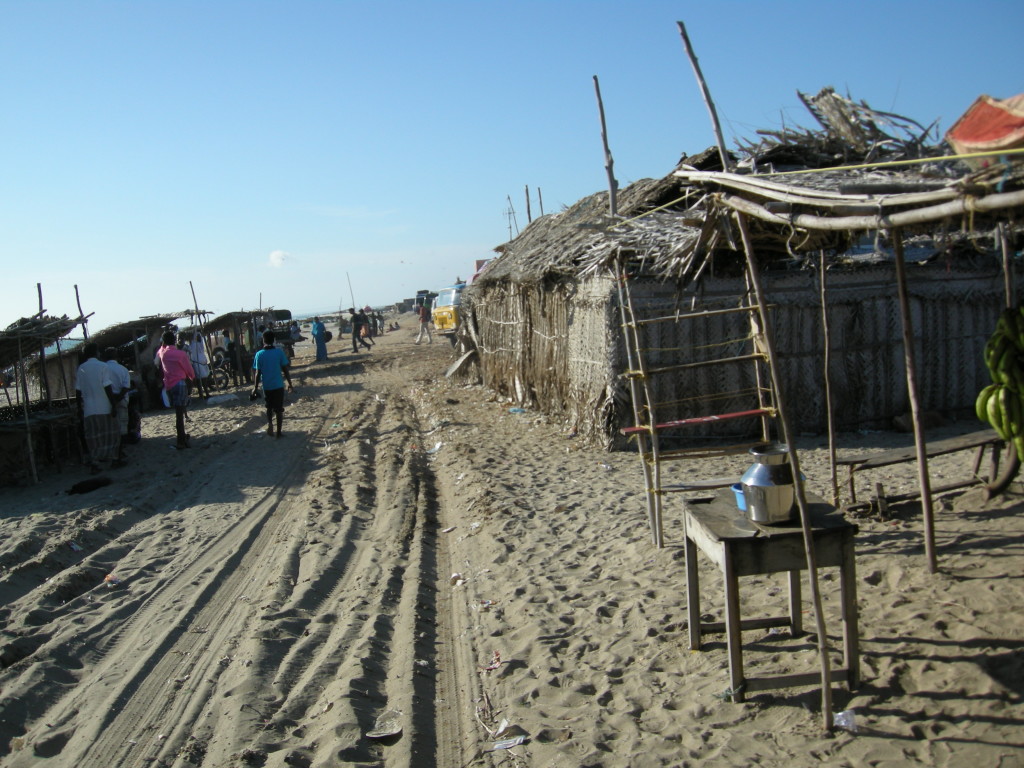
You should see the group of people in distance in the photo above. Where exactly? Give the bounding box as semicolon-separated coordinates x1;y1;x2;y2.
75;306;424;470
307;308;389;361
75;325;296;470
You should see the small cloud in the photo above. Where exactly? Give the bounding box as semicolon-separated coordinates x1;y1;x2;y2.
269;250;289;268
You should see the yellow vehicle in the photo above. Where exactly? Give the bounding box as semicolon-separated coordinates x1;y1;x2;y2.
431;282;465;346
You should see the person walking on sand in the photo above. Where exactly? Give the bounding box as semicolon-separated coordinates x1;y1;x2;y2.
102;347;132;465
189;330;212;398
357;308;374;346
156;330;196;449
415;301;432;345
349;308;372;353
310;316;328;361
75;342;121;473
252;329;294;438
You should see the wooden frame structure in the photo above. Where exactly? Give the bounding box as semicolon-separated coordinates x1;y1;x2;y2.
0;297;86;484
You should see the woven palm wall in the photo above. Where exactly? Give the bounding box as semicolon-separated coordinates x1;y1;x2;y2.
465;263;1010;448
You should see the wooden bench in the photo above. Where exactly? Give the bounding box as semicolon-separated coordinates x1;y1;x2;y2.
836;428;1005;505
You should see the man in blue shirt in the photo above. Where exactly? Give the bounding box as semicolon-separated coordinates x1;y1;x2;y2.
252;330;294;438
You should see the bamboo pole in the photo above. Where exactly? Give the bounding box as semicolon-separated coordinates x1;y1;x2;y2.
719;188;1024;232
17;335;39;485
614;259;663;546
54;337;71;402
1001;223;1015;308
892;231;938;573
593;75;618;216
342;273;355;314
676;21;732;172
74;284;89;339
742;268;773;441
189;281;217;366
736;211;834;731
505;196;519;237
819;252;840;506
36;284;53;405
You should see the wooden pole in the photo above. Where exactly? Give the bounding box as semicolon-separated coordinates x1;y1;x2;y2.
17;335;39;484
538;187;544;217
506;195;519;236
736;211;833;731
819;252;840;506
37;284;52;404
1001;222;1014;308
720;187;1024;232
743;268;773;441
189;281;216;364
74;284;89;339
614;259;663;546
676;21;732;172
892;231;938;573
593;75;619;216
525;184;532;224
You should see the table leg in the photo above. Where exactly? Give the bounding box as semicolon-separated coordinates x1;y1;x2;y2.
840;538;860;690
723;545;744;702
787;570;803;637
686;534;701;651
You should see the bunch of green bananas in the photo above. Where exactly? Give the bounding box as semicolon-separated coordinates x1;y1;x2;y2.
977;306;1024;459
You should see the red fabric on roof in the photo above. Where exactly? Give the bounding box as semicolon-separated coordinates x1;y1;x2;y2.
946;95;1024;165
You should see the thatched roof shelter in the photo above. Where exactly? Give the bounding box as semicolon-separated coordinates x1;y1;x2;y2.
87;311;195;353
0;315;83;372
476;87;1023;291
477;157;1022;296
463;89;1024;452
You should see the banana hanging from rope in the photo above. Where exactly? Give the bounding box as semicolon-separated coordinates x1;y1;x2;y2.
977;306;1024;459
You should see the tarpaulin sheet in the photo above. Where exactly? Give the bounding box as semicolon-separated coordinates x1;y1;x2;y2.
946;94;1024;167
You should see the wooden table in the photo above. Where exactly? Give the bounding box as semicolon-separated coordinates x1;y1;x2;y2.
684;489;859;702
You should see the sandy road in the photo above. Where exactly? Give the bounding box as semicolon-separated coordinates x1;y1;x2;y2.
0;336;482;768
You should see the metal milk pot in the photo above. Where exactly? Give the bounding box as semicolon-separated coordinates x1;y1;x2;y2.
740;443;796;524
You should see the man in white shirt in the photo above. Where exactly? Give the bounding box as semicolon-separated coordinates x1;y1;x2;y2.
103;347;132;465
75;342;119;473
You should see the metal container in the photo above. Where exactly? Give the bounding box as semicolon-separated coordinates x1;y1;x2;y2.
740;443;796;524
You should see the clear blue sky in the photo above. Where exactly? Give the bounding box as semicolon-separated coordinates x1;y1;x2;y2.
2;1;1021;332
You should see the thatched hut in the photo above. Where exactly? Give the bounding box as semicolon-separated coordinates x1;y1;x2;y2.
461;91;1024;448
0;314;85;484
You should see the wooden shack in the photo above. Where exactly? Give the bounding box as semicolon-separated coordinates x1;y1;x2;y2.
460;91;1024;447
0;314;84;484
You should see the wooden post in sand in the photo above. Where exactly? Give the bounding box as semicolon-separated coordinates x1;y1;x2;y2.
736;211;833;731
818;252;840;506
614;258;664;547
892;231;938;573
17;334;39;485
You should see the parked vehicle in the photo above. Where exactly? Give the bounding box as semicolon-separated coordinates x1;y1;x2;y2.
431;282;465;346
